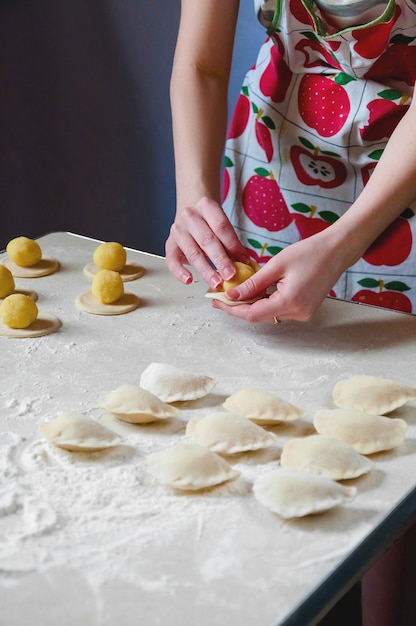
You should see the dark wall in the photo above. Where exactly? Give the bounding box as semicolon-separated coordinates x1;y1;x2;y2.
0;1;263;254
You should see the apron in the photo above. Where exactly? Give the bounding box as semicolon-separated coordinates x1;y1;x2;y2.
223;0;416;313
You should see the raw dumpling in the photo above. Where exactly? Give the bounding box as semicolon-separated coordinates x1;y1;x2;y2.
98;384;180;423
253;470;357;519
223;387;304;425
280;435;374;480
314;408;407;454
147;443;240;491
139;362;215;403
333;375;416;415
186;411;276;454
39;413;122;452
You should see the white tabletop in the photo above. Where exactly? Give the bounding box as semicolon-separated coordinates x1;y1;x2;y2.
1;232;415;626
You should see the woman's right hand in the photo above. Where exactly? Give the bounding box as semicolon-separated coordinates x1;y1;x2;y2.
165;196;250;289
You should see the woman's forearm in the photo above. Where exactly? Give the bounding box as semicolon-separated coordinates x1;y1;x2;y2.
170;0;240;211
325;96;416;270
170;67;230;209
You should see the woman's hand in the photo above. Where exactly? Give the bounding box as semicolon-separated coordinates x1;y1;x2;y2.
212;230;346;323
165;196;250;290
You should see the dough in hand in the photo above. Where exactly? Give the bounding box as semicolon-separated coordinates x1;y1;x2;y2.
186;411;276;454
139;362;215;403
98;384;180;423
280;435;374;480
253;470;357;519
333;375;416;415
223;387;305;425
314;408;407;454
147;443;240;491
205;259;263;306
222;261;257;291
40;412;122;452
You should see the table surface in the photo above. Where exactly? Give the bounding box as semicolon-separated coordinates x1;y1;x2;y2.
1;232;415;626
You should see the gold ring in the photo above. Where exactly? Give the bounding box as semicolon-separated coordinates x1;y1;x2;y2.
273;316;281;324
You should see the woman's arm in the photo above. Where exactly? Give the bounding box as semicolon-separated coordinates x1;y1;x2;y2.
219;96;416;322
166;0;249;289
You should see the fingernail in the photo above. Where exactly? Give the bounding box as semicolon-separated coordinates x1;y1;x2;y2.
210;275;222;289
181;273;192;285
223;265;235;281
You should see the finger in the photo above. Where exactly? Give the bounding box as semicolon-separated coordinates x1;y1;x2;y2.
195;198;251;278
169;219;224;289
165;237;194;284
197;197;248;257
212;292;286;324
226;262;279;301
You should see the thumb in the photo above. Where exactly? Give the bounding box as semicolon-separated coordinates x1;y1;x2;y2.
226;264;277;300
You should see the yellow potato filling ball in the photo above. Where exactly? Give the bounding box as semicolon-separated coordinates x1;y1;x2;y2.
92;269;124;304
0;265;15;299
223;261;256;291
93;242;127;272
6;236;42;267
0;293;38;329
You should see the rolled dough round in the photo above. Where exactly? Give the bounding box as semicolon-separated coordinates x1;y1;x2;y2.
2;257;60;278
0;311;61;337
83;262;145;282
75;291;140;315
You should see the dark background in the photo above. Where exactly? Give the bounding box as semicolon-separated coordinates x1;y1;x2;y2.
0;1;264;254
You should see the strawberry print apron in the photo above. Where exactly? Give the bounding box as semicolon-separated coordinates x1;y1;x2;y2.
222;0;416;313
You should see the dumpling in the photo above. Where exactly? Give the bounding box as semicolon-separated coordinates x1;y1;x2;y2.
147;443;240;491
186;411;276;454
98;384;180;423
39;413;122;452
205;260;263;306
253;470;357;519
333;375;416;415
314;408;407;454
139;362;215;403
223;387;304;425
280;435;374;480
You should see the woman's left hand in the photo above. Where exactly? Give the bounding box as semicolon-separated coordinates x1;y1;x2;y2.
211;232;346;323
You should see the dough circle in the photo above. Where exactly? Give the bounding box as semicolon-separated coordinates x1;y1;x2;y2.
205;290;262;306
0;311;61;337
5;289;39;302
2;257;60;278
83;262;145;282
75;291;140;315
